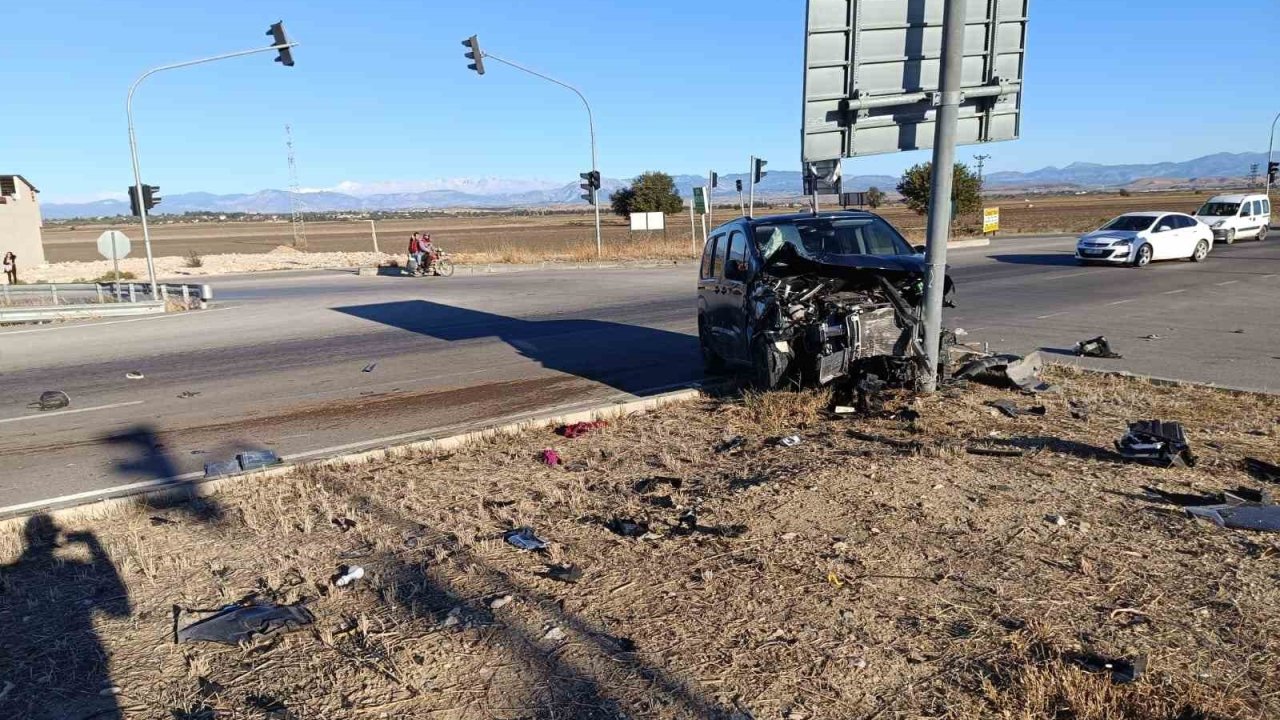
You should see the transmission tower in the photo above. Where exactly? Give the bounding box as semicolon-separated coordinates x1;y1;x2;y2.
973;154;992;187
285;124;307;249
1249;163;1259;189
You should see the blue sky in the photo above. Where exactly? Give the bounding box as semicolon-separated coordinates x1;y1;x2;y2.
3;0;1276;202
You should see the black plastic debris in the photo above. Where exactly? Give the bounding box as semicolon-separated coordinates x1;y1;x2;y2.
177;391;201;399
541;563;583;584
715;436;746;453
203;460;240;478
1186;503;1280;532
331;517;357;532
848;429;923;454
1144;486;1270;507
1072;653;1147;684
955;351;1056;394
237;450;281;471
503;527;548;551
30;390;70;411
966;445;1028;458
855;373;888;414
607;517;651;538
646;495;676;509
362;363;377;373
672;509;747;538
175;601;314;645
633;476;683;494
991;400;1020;418
149;516;177;526
1116;420;1196;467
1075;336;1123;359
1245;457;1280;484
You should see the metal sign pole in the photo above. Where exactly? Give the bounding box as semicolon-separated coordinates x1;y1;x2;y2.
920;0;967;393
111;234;121;281
689;201;696;251
1267;111;1279;199
370;220;379;253
707;170;714;227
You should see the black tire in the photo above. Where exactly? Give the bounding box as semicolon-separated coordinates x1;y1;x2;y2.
1259;225;1269;242
1224;229;1236;245
1190;239;1209;262
698;318;725;374
1133;244;1153;268
750;336;790;390
435;258;455;277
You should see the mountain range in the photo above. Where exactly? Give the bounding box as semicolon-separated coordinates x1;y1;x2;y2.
40;152;1267;220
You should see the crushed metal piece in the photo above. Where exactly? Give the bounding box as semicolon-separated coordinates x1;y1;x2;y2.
1186;503;1280;532
503;527;548;551
1075;336;1123;359
175;602;313;645
1116;420;1196;467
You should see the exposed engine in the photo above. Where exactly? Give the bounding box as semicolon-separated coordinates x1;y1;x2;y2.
749;270;928;388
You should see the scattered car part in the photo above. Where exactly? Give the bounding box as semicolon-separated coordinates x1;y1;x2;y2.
1075;336;1123;359
125;371;145;380
237;450;281;471
539;449;562;466
557;420;607;438
204;460;240;478
633;476;683;493
1145;486;1270;507
1186;503;1280;532
541;563;583;584
503;527;548;551
331;517;357;532
966;445;1028;458
848;429;922;453
777;435;803;447
333;565;365;587
362;363;377;373
607;517;651;538
31;390;70;411
175;601;314;645
955;352;1055;393
991;400;1020;418
1072;653;1147;684
177;391;201;399
715;436;746;453
1115;420;1196;467
1245;457;1280;483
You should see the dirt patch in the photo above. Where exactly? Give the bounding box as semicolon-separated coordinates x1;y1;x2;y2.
1;368;1277;719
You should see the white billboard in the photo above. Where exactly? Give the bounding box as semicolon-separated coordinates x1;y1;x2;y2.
629;212;666;231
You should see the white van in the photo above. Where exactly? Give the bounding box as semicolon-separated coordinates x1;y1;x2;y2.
1194;194;1272;243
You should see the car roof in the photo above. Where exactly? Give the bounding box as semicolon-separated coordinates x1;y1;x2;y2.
1118;211;1170;218
1203;194;1258;203
712;210;883;233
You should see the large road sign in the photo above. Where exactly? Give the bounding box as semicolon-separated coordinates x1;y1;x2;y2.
97;230;131;260
802;0;1029;163
983;207;1000;233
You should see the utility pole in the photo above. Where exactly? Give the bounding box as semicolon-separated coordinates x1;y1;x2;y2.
127;22;298;298
919;0;967;393
1249;163;1260;189
462;36;602;257
973;153;991;188
286;124;307;249
1269;112;1280;199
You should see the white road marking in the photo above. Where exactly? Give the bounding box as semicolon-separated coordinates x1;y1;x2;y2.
1106;299;1135;306
0;400;145;426
1035;312;1065;319
1214;280;1239;286
1162;289;1187;295
1263;274;1277;279
0;305;238;336
1043;270;1094;281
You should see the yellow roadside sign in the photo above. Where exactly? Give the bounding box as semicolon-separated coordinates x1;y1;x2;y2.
983;207;1000;234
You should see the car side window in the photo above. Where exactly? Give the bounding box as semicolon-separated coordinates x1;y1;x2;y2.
1263;200;1272;215
1252;200;1263;216
1154;217;1171;232
1240;203;1251;216
1175;215;1194;229
724;231;749;282
701;235;721;279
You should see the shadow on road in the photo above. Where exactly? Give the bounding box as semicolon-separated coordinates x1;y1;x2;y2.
102;425;224;521
0;515;131;719
333;300;701;395
988;253;1084;267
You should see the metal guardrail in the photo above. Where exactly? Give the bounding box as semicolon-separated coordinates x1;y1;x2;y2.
0;301;167;323
0;282;212;309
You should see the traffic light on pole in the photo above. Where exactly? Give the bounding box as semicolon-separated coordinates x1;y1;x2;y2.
463;35;485;75
709;172;718;189
128;185;141;217
580;170;600;204
142;184;161;211
735;179;743;193
753;158;768;184
267;22;294;67
1270;161;1279;184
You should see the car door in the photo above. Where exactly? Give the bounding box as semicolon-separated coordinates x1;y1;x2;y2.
1239;201;1258;238
1172;215;1199;255
1148;215;1177;259
700;231;728;355
719;228;754;363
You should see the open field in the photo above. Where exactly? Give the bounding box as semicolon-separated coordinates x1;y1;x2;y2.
2;368;1278;719
38;190;1244;266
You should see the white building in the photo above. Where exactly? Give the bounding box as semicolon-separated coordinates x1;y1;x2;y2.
0;175;46;278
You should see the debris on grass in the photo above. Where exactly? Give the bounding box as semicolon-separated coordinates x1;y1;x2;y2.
776;435;803;447
1186;503;1280;532
540;563;584;583
556;420;607;438
1245;457;1280;483
237;450;281;471
332;565;364;587
503;527;548;551
538;448;562;466
1116;420;1196;467
175;601;314;645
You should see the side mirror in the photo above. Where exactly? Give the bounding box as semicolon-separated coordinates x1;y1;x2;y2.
913;244;927;254
1157;225;1171;233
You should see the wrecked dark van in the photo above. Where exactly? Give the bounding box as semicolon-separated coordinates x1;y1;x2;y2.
697;211;952;389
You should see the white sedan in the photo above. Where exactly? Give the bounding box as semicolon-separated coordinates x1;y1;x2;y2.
1075;212;1213;267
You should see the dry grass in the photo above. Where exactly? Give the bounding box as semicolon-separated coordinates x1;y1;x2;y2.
1;369;1278;719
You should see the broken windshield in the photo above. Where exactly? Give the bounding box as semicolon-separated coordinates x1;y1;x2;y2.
754;217;913;262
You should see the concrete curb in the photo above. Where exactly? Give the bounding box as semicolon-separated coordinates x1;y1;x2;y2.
1064;364;1276;398
0;387;705;529
945;238;992;250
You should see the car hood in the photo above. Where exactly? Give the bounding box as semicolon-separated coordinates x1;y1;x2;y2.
1080;230;1141;244
1194;215;1232;224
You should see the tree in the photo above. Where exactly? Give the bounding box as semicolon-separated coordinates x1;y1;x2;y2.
866;186;885;209
609;171;685;217
896;163;982;216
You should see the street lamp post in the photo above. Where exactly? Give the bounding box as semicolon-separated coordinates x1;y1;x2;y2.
1267;111;1280;199
462;39;602;257
128;24;298;298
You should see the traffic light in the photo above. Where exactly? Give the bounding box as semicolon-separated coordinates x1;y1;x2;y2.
580;170;600;204
463;35;485;75
709;172;718;189
735;179;743;193
128;185;141;217
753;158;768;185
267;22;294;67
142;184;160;211
1270;161;1279;184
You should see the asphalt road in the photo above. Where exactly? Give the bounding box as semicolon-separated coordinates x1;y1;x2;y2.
2;234;1277;511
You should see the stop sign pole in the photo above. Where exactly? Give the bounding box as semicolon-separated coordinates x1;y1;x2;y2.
126;23;298;298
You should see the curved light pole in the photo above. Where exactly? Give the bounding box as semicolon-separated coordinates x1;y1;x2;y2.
464;43;602;258
128;26;298;297
1267;111;1280;198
